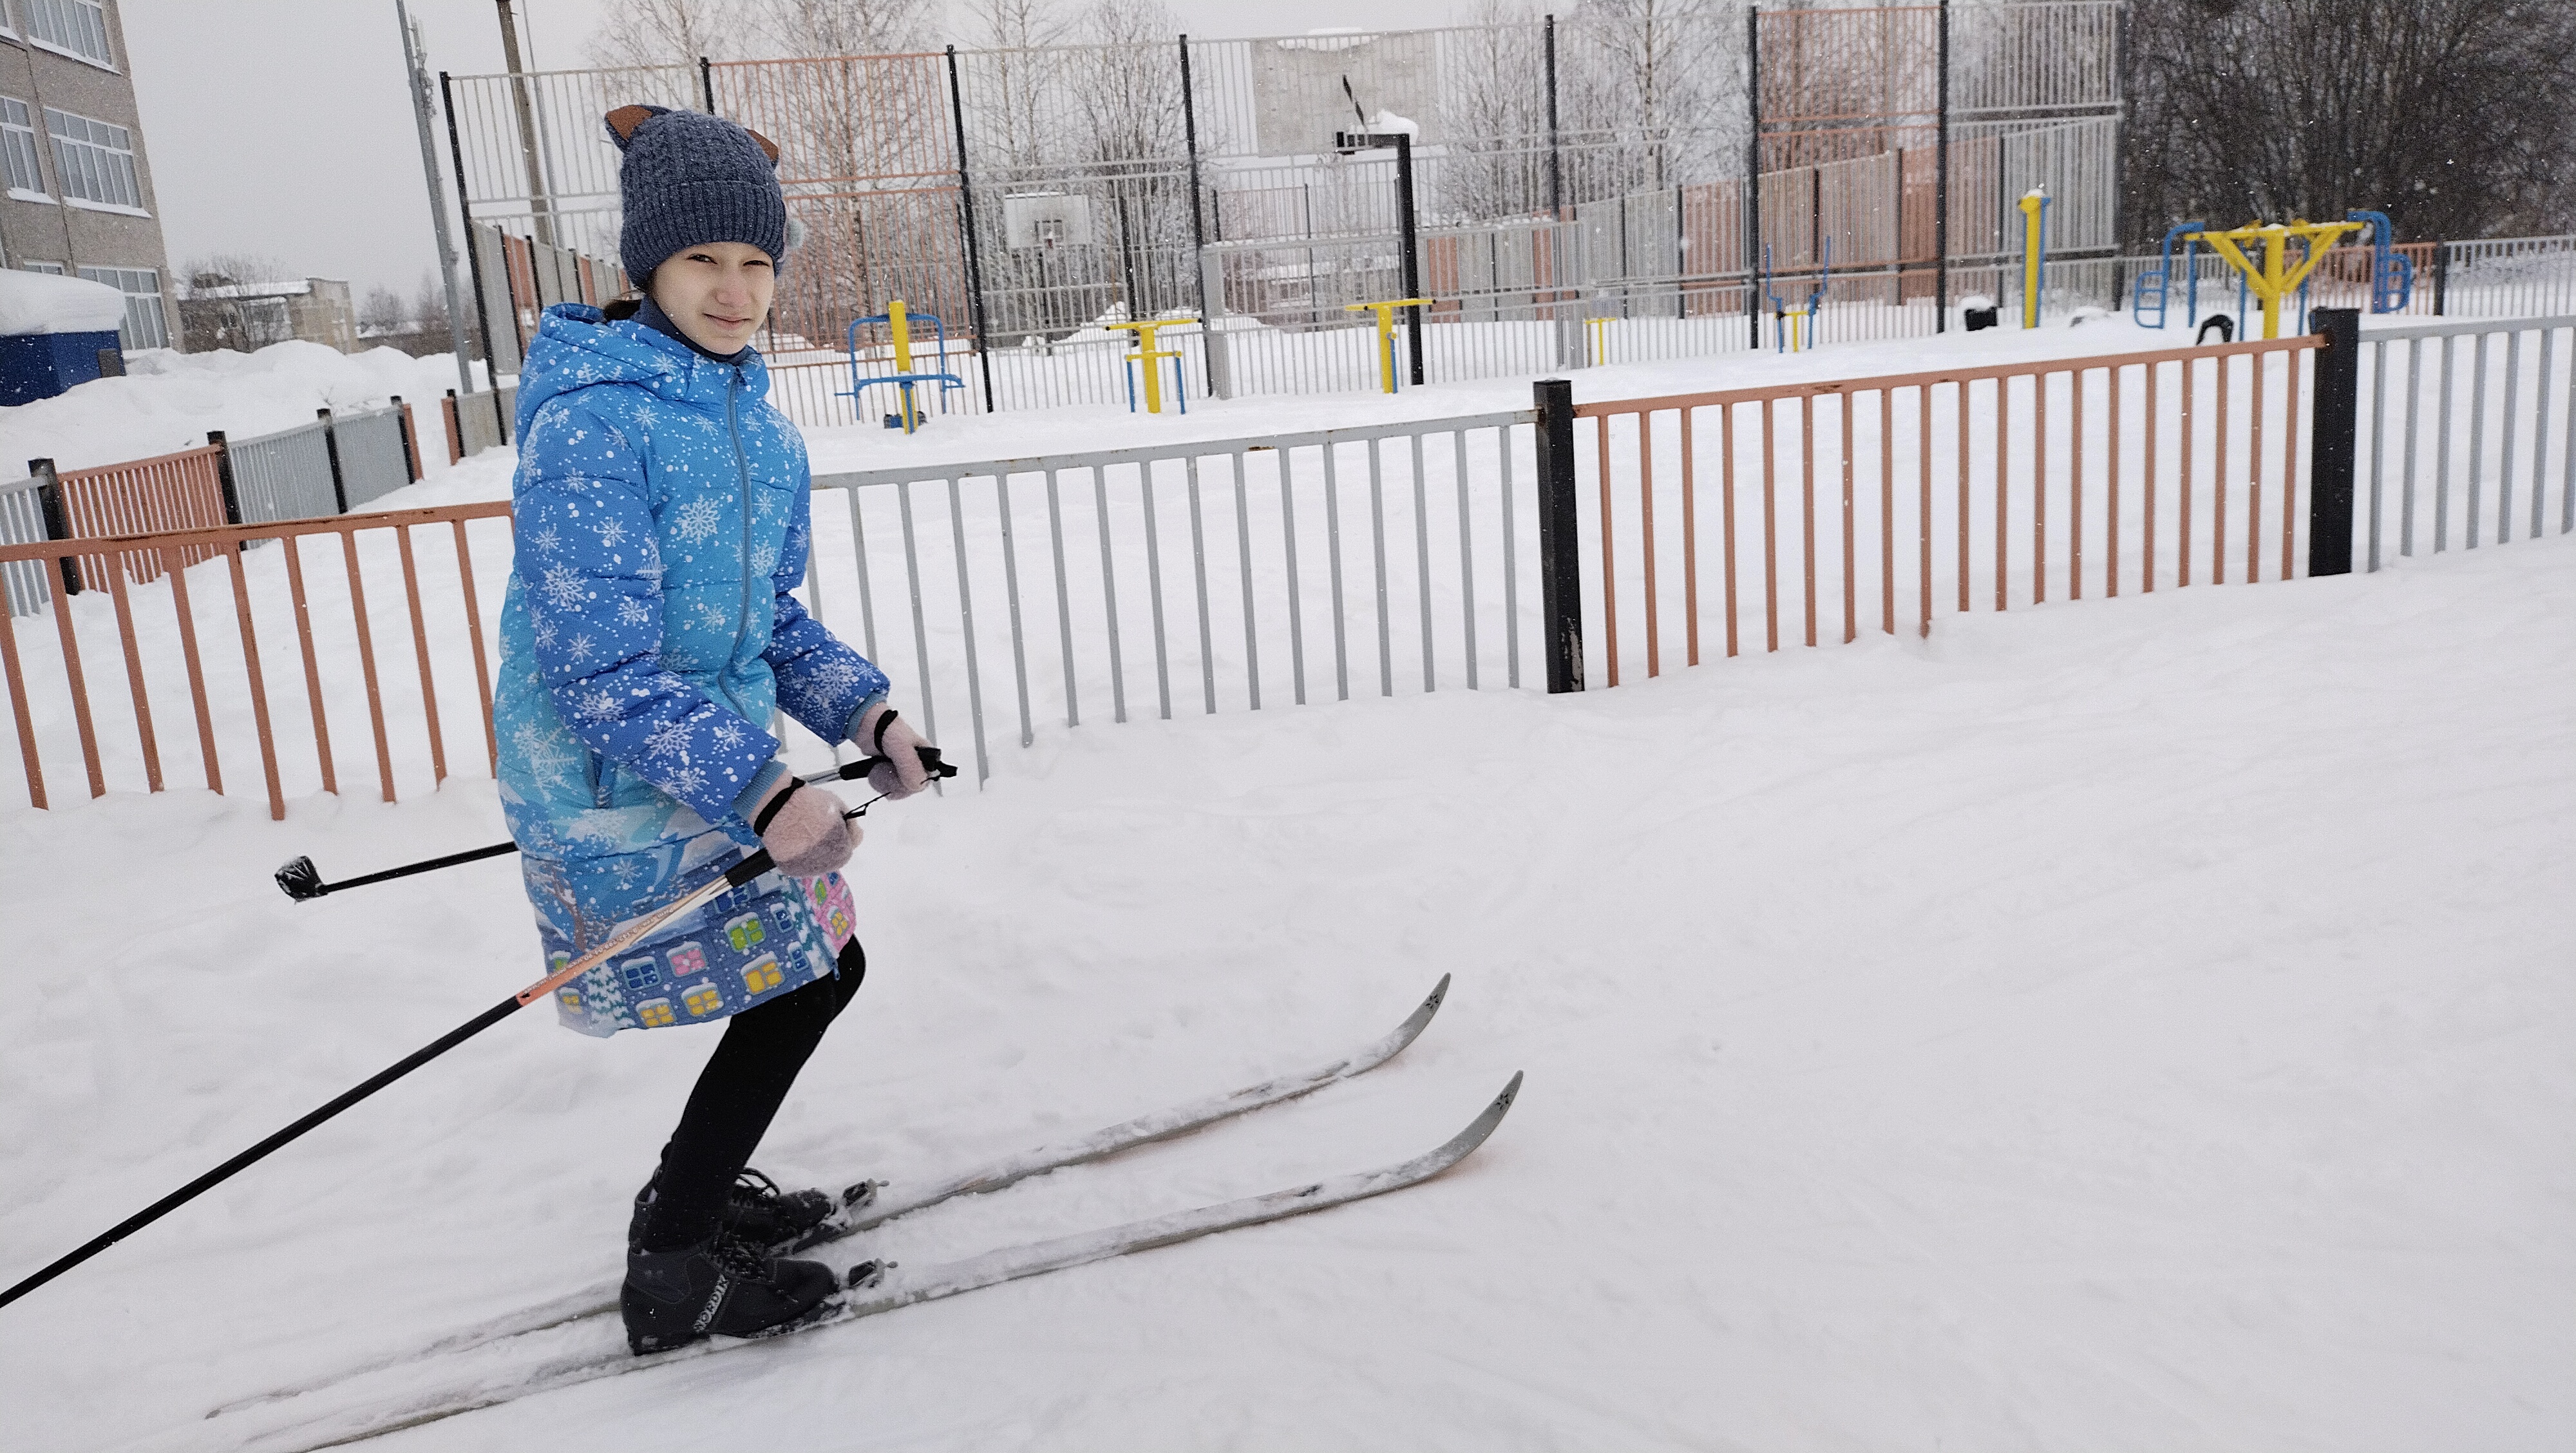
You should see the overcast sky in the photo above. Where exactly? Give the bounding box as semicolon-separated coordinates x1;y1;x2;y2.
122;0;1463;305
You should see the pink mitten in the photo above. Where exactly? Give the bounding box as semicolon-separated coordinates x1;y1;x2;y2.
748;777;855;877
857;703;934;800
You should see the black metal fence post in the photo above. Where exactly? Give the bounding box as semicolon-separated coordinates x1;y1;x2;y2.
1543;15;1562;221
439;72;499;383
2306;307;2361;577
699;55;716;113
1747;4;1762;351
207;430;243;525
1936;0;1951;330
317;408;350;515
31;457;77;596
1532;379;1584;693
945;45;998;414
2431;242;2450;317
1396;133;1425;387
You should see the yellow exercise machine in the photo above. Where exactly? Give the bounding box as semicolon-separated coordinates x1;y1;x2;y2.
1104;318;1195;414
2186;219;2365;339
2018;190;2050;328
1345;297;1432;394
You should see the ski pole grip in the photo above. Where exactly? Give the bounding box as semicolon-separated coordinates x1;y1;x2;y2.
831;748;958;783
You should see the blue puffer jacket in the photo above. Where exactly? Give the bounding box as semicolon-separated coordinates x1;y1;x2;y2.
494;303;888;1036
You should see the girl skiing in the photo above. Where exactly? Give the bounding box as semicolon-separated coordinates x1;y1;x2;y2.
492;103;936;1354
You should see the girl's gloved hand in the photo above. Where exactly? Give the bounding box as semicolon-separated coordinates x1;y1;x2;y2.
857;703;935;800
749;777;855;877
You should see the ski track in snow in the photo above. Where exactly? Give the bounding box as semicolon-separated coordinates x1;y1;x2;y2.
2;330;2572;1451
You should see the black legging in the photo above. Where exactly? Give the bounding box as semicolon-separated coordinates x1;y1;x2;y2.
637;938;866;1252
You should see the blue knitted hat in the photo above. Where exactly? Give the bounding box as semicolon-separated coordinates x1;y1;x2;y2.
605;104;788;285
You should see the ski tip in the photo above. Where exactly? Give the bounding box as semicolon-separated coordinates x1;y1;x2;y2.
1493;1070;1524;1112
1422;973;1451;1013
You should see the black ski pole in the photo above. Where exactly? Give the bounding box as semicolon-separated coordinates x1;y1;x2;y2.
0;785;923;1314
273;750;952;902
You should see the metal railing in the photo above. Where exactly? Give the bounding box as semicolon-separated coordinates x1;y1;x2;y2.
223;419;339;525
2356;314;2576;571
11;309;2555;814
1568;333;2328;687
804;412;1540;784
0;501;513;816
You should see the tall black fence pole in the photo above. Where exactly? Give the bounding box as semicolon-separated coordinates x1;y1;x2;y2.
1179;35;1218;397
1543;15;1562;222
207;430;242;524
1746;4;1762;350
699;55;715;113
1396;133;1425;388
1532;379;1584;693
440;72;500;386
1935;0;1951;332
2306;307;2362;577
945;45;998;414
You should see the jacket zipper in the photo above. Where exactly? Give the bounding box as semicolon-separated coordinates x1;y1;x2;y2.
726;368;755;672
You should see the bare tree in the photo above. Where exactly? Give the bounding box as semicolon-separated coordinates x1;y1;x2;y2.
412;269;452;340
752;0;933;58
359;284;409;337
585;0;737;70
2124;0;2576;245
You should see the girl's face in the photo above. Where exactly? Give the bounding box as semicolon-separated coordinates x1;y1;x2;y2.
649;240;775;354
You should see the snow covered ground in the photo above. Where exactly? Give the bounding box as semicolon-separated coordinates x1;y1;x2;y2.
2;500;2568;1449
0;343;490;477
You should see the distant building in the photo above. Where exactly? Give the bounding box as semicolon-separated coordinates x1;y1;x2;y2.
179;276;357;354
0;0;176;350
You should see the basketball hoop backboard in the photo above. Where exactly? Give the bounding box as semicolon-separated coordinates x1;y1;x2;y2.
1249;30;1438;158
1003;191;1095;251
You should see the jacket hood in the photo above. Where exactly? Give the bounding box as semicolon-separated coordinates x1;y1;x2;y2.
514;303;769;429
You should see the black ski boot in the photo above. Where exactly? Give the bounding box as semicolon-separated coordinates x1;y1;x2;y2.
621;1232;839;1354
630;1168;839;1255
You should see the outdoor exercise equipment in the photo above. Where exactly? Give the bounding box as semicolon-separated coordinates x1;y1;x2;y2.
1106;318;1193;414
842;299;964;433
2186;218;2364;339
2132;220;2208;329
1347;297;1433;391
1762;242;1831;353
2018;189;2051;328
2345;209;2414;313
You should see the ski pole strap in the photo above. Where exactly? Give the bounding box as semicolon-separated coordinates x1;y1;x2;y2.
831;747;958;783
749;775;804;835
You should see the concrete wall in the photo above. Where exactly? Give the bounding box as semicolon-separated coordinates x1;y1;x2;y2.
0;1;177;349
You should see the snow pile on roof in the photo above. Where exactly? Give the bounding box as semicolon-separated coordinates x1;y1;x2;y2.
0;339;493;475
188;278;328;301
0;269;126;336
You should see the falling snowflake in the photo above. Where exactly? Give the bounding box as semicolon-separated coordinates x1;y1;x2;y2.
674;499;723;546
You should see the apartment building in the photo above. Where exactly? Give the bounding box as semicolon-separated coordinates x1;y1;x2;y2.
0;0;173;350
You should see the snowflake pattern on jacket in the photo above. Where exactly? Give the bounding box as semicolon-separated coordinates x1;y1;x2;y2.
493;303;889;1035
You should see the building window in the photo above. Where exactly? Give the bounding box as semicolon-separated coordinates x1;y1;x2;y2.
46;108;141;211
23;0;113;67
22;260;65;274
80;265;166;349
0;98;47;199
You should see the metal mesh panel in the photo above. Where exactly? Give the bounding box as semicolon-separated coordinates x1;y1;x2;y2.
0;476;50;618
336;408;415;511
227;421;340;525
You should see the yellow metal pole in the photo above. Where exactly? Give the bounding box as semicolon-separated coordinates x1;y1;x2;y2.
1345;299;1432;394
2018;191;2047;329
888;299;918;432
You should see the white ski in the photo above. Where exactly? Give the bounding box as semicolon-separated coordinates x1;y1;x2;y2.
219;1072;1520;1453
206;976;1451;1423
